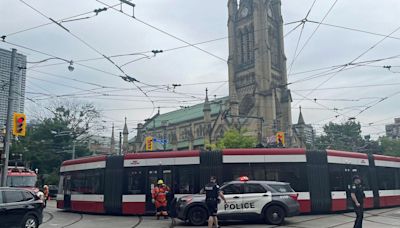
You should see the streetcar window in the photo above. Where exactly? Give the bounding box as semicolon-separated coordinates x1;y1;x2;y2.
70;169;104;194
125;169;145;194
0;191;3;203
377;167;398;190
174;167;195;194
265;164;308;192
223;163;308;192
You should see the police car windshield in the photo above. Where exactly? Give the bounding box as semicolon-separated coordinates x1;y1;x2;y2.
269;184;294;193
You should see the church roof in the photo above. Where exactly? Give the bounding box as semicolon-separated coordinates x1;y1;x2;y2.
144;96;229;130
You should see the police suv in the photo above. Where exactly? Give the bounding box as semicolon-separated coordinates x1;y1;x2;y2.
176;177;300;226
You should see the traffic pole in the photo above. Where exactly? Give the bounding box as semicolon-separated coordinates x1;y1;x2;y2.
1;48;17;187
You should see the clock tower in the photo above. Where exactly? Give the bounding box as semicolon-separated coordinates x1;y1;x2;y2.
227;0;293;142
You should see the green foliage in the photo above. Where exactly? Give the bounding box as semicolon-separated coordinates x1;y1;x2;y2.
315;121;365;151
379;137;400;157
216;129;257;149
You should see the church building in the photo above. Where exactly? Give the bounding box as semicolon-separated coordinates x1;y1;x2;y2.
129;0;308;151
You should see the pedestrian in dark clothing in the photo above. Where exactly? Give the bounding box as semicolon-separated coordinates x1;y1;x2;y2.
201;176;226;228
351;175;365;228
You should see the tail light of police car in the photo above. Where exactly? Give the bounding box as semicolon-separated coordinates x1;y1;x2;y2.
181;196;193;204
289;193;299;201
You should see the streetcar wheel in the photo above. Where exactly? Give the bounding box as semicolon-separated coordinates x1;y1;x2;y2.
188;206;208;226
265;205;285;225
21;214;38;228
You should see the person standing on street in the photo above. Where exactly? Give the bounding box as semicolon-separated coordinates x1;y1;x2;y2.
351;175;365;228
203;176;226;228
151;179;170;219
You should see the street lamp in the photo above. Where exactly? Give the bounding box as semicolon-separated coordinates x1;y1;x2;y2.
28;57;74;72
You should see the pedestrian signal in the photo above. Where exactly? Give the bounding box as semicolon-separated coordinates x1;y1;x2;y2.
276;131;285;147
13;113;27;136
145;136;153;151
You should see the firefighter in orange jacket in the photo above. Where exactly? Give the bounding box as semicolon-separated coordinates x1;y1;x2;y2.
151;179;170;219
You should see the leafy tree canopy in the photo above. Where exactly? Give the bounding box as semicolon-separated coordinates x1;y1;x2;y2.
10;100;101;185
315;121;365;151
214;129;257;149
379;137;400;157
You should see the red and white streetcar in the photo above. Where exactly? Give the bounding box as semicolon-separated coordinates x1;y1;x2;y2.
56;148;400;214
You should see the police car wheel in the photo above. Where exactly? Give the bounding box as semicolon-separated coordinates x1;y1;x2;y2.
265;205;285;225
188;206;208;226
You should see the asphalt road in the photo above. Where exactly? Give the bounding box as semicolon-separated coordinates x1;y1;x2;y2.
41;201;400;228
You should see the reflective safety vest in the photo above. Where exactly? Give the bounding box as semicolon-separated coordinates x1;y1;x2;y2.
152;185;170;208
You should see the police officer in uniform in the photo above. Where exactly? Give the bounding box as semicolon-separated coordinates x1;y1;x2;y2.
203;176;226;228
350;175;365;228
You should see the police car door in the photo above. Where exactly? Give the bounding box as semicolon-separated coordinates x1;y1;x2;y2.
218;183;244;216
242;183;271;215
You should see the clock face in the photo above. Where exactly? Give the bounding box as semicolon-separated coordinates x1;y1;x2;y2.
241;7;249;17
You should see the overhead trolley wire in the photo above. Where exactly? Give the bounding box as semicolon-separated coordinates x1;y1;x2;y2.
96;0;228;63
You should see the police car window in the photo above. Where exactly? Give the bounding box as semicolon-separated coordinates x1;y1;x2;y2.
4;191;24;203
269;184;294;193
22;191;34;201
245;184;266;194
221;184;243;194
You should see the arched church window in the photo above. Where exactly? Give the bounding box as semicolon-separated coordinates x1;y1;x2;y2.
246;27;251;63
240;30;245;64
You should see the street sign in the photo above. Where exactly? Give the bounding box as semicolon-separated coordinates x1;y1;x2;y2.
276;131;285;147
145;136;153;151
153;138;168;145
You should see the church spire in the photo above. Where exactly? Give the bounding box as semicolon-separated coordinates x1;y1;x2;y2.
298;106;305;125
110;123;115;154
203;88;211;112
123;117;129;135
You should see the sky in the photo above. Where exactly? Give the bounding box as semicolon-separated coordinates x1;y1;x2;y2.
1;0;400;139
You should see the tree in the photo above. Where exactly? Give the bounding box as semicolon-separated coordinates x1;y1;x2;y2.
10;100;101;185
379;137;400;157
215;129;257;149
315;121;365;151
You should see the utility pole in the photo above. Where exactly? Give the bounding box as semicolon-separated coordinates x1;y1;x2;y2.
72;141;76;159
119;132;122;155
1;48;16;187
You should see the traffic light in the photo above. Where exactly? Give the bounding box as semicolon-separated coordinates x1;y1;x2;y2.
145;136;153;151
12;113;26;137
276;131;285;147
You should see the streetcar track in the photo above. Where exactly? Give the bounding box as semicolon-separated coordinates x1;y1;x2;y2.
132;216;143;228
61;213;83;228
42;211;54;224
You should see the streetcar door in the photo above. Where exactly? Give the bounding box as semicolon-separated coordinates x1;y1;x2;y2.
345;165;357;209
146;169;158;213
63;175;72;210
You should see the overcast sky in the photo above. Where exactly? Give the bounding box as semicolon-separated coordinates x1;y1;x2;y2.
1;0;400;139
